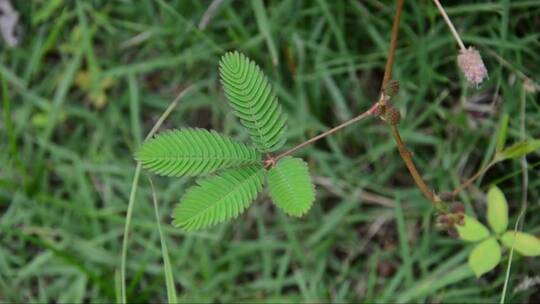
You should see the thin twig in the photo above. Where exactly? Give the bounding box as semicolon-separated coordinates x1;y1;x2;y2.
390;125;436;203
433;0;466;51
451;159;496;197
381;0;404;87
274;104;378;162
380;0;447;211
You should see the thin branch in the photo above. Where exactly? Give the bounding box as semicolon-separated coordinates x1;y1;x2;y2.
390;125;436;202
451;159;496;197
433;0;466;51
381;0;404;87
273;104;378;162
381;0;447;212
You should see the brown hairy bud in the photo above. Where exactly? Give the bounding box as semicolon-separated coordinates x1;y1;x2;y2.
457;46;488;87
382;80;400;98
450;202;465;214
384;106;401;125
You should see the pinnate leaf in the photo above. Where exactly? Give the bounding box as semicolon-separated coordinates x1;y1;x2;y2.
267;157;315;216
501;231;540;256
136;128;260;177
468;237;501;277
486;186;508;234
456;215;490;242
173;165;265;230
219;51;287;152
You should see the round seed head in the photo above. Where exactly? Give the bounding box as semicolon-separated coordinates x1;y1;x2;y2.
384;106;401;125
382;80;400;98
457;46;488;87
450;202;465;214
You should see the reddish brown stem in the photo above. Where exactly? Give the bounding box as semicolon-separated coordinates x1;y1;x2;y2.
381;0;404;87
274;104;378;162
380;0;447;211
270;0;447;213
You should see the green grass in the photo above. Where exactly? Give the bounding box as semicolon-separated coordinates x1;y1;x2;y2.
1;0;540;302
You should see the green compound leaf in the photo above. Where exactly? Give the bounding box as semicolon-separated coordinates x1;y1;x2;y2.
135;128;260;177
501;231;540;256
468;237;501;278
456;215;490;242
219;51;287;152
486;186;508;234
497;139;540;161
267;157;315;217
173;165;265;231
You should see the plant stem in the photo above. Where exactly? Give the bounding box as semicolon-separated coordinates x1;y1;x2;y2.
274;104;378;162
382;0;404;87
433;0;466;51
275;0;448;213
390;125;435;202
450;159;496;197
382;0;448;212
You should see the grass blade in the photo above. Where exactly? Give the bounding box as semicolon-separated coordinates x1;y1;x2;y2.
148;177;178;303
120;86;194;303
252;0;278;66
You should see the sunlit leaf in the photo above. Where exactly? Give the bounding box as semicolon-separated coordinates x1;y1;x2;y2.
501;231;540;257
468;237;501;277
486;186;508;234
456;215;490;242
497;139;540;161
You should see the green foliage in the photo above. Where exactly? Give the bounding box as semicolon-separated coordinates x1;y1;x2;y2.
495;113;509;152
501;232;540;257
134;53;317;232
456;216;489;242
469;237;501;278
6;1;540;302
173;165;265;230
219;51;287;152
267;157;316;216
496;139;540;161
459;186;540;277
135;128;260;177
486;186;508;234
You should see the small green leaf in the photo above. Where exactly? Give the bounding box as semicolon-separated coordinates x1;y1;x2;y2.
220;52;287;152
501;231;540;256
497;139;540;161
173;165;265;230
456;215;490;242
135;128;261;177
267;157;315;217
486;186;508;234
468;237;501;277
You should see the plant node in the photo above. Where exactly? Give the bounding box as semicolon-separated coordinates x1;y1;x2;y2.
264;156;276;168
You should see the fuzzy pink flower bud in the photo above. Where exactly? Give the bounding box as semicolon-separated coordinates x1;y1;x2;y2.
457;47;488;87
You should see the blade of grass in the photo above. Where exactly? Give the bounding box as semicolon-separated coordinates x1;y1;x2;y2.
500;80;530;304
148;176;178;303
252;0;279;66
120;85;194;303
